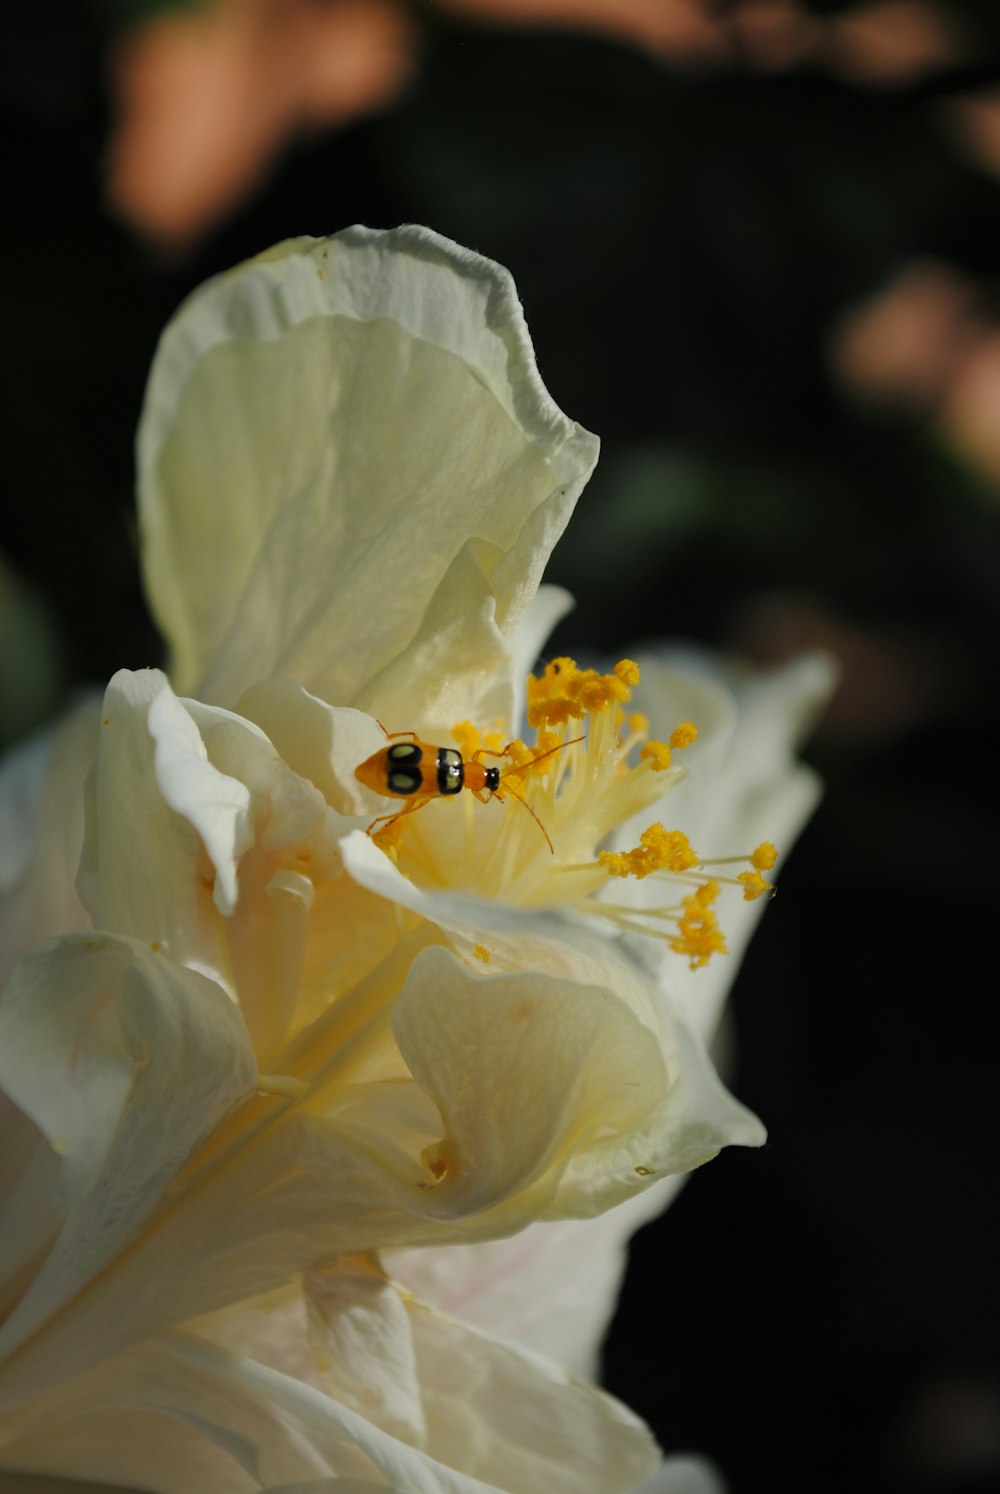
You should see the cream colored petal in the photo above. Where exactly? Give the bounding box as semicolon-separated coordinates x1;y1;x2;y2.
0;1331;505;1493
0;932;256;1406
385;1179;678;1380
306;1259;659;1493
339;829;659;1029
0;1090;482;1416
305;1259;425;1447
237;678;384;817
631;650;835;1037
0;1096;64;1329
138;226;598;715
0;698;99;984
550;955;766;1220
506;583;574;727
148;681;254;915
77;669;238;964
341;832;762;1212
391;945;666;1221
351;542;517;740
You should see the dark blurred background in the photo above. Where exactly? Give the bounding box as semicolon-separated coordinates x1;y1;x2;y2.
3;2;999;1490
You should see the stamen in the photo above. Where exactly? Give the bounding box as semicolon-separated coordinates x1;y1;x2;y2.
527;657;640;729
669;722;698;749
378;656;778;973
599;824;700;878
670;883;728;969
737;869;774;901
639;741;674;772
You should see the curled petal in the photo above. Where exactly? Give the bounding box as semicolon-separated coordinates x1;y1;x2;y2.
237;677;384;818
391;946;666;1221
138;227;599;724
0;932;256;1410
77;669;248;957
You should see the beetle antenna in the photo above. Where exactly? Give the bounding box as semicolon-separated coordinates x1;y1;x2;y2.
504;789;554;855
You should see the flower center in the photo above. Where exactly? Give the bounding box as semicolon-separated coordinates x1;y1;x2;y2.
373;658;777;969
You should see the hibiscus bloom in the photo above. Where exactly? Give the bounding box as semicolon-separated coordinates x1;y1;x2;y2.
0;226;830;1490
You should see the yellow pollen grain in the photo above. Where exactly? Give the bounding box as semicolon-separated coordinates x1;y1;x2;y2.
669;721;698;750
452;719;505;757
599;823;700;879
738;869;774;901
472;943;490;963
670;887;728;968
639;740;672;772
527;656;639;729
752;841;778;871
451;719;481;757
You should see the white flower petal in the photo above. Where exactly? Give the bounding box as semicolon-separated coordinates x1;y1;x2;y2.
506;583;575;726
148;682;254;916
196;1269;658;1493
339;828;659;1028
305;1260;426;1447
138;227;598;719
0;1333;523;1493
631;650;835;1037
391;945;667;1221
407;1313;657;1494
237;678;384;818
341;831;760;1214
0;698;98;983
385;1180;678;1380
77;669;244;958
306;1260;659;1494
550;963;766;1219
0;932;256;1410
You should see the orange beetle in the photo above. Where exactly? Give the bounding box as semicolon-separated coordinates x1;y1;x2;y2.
355;730;574;850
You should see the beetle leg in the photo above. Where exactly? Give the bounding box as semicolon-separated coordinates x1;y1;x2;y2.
366;796;432;837
376;722;420;743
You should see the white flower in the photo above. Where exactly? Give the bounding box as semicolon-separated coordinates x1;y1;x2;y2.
0;227;830;1491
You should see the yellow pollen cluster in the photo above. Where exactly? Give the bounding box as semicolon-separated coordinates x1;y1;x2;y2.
498;732;564;796
637;722;696;774
670;882;727;969
639;741;673;772
451;719;505;758
736;844;780;900
737;869;773;901
527;657;640;729
669;722;698;749
599;823;699;879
